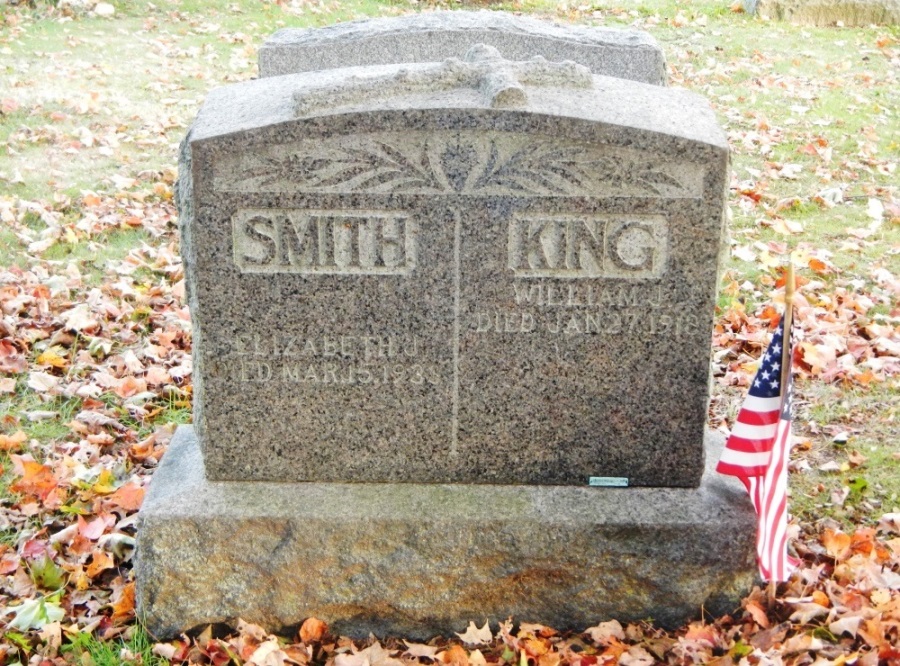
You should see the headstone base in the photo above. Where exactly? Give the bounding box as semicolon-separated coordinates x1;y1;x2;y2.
136;426;757;639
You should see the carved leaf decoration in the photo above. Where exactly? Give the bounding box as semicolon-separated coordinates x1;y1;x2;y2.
472;143;591;194
637;169;686;195
226;136;691;197
440;140;479;192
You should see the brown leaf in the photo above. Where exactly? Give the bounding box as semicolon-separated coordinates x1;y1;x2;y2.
848;450;867;468
744;600;770;628
113;375;147;398
586;619;625;645
0;339;28;373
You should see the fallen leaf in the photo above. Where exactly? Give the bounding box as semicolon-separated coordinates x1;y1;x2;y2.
0;339;28;373
442;645;469;666
788;602;829;624
27;372;59;393
877;513;900;535
618;646;654;666
0;430;27;452
586;619;625;645
829;615;863;638
456;620;492;646
86;550;115;578
10;458;58;501
404;642;440;659
6;597;65;630
744;600;770;628
823;529;852;560
110;581;135;623
77;515;108;541
299;616;327;643
106;482;145;512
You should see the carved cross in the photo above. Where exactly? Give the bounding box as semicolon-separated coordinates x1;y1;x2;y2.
294;44;593;116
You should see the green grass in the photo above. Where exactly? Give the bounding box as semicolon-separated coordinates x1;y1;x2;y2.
43;227;150;274
63;625;169;666
790;379;900;526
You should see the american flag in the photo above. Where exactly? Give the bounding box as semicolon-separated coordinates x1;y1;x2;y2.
717;314;798;582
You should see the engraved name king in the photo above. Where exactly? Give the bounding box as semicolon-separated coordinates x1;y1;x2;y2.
508;214;668;279
233;208;415;274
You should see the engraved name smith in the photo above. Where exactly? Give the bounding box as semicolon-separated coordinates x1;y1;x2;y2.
233;208;414;274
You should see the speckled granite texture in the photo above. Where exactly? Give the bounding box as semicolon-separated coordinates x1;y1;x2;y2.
136;425;757;639
178;54;729;487
258;11;667;85
749;0;899;25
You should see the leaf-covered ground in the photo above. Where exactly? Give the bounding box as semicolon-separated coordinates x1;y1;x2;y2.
0;0;898;664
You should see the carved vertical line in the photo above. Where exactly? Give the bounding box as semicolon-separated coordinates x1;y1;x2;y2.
450;208;461;456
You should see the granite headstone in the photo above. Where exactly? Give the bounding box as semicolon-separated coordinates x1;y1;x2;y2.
137;14;755;640
259;11;668;84
176;46;725;487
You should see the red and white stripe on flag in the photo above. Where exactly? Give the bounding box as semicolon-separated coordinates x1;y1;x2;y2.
717;315;798;582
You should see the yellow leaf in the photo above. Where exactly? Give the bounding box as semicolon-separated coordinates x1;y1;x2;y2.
36;349;68;369
92;469;118;495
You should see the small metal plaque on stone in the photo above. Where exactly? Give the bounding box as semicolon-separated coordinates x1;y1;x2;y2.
589;477;630;487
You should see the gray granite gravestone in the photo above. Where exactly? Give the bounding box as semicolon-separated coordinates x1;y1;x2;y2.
258;11;668;85
136;20;756;639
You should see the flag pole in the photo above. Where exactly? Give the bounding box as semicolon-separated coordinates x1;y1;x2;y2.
781;261;794;390
768;258;794;600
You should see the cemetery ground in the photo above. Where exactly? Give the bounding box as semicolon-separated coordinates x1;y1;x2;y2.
0;0;898;663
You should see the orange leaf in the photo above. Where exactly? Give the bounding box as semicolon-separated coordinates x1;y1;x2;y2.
299;617;328;644
758;305;781;328
822;529;852;560
443;645;469;666
82;193;102;207
523;638;550;657
86;550;116;578
0;430;27;452
107;483;145;512
111;581;135;623
10;458;58;501
808;258;830;275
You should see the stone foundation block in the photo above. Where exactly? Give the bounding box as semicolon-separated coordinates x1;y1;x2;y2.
136;426;757;639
